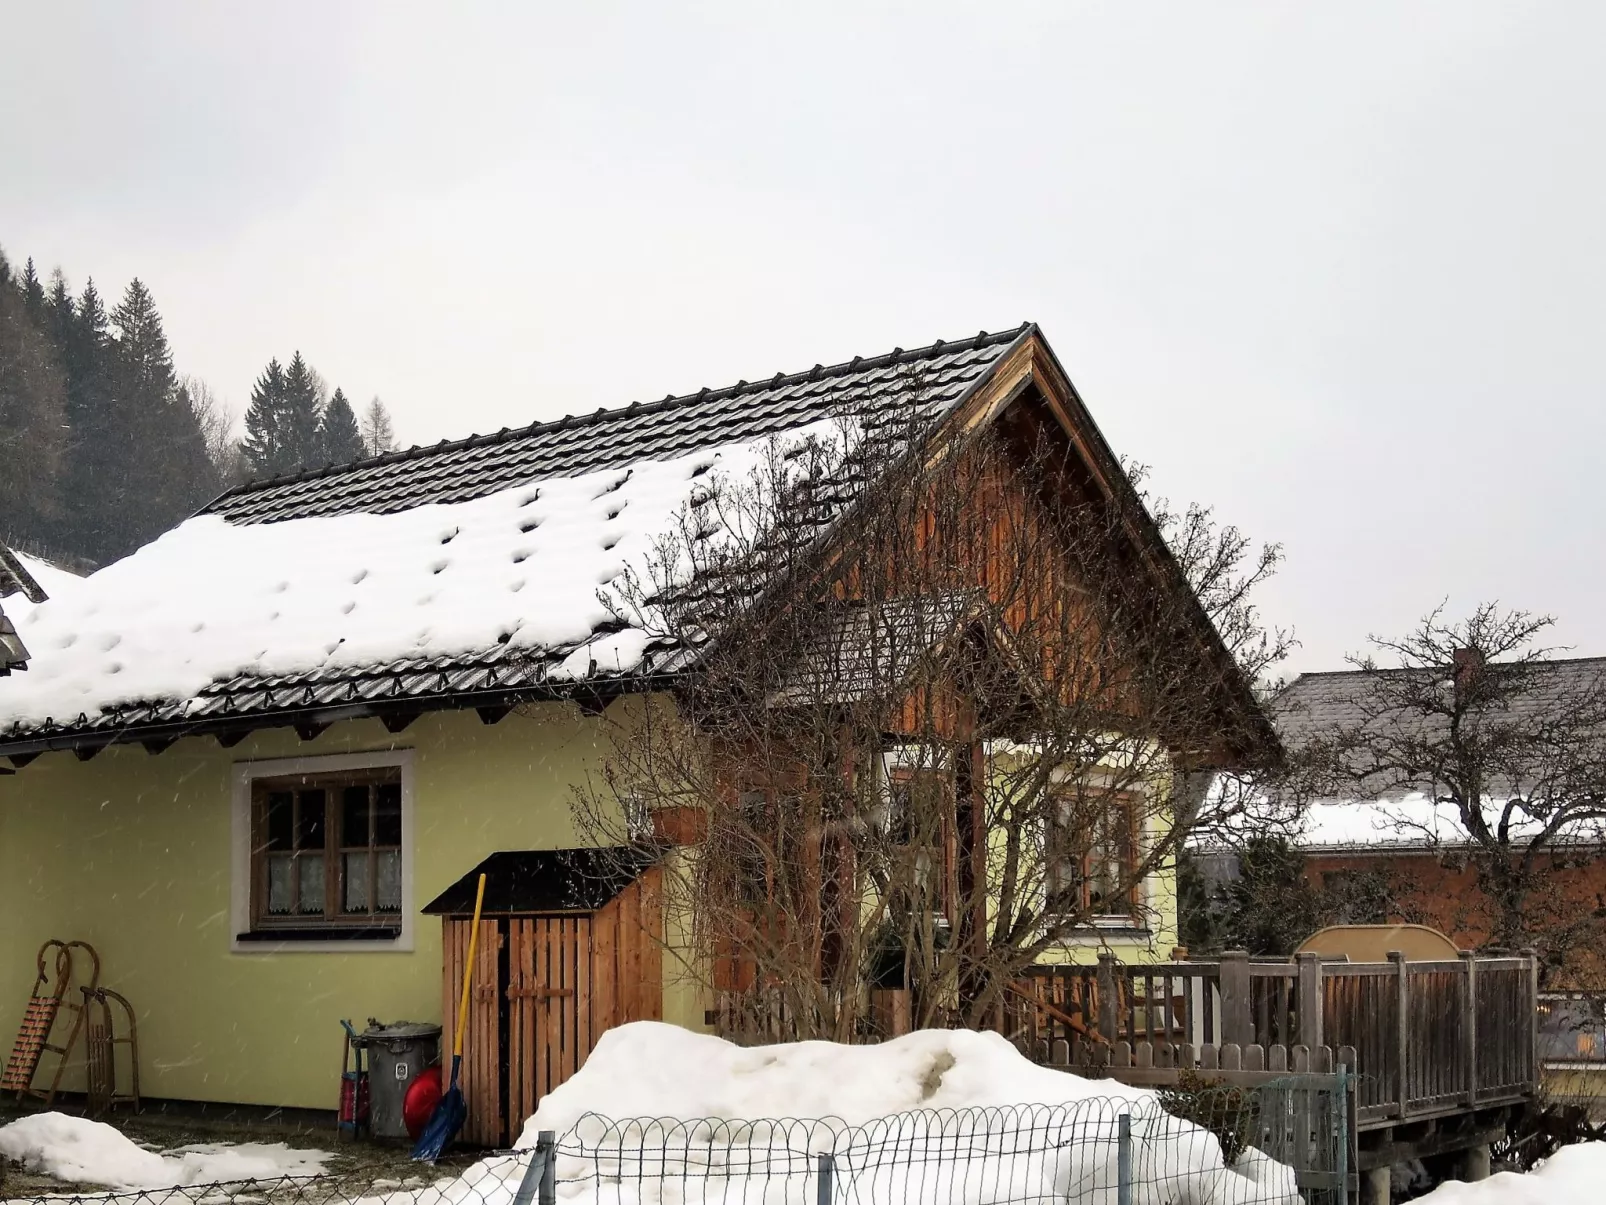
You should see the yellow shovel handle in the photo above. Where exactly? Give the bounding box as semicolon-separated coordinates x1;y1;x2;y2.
453;873;487;1059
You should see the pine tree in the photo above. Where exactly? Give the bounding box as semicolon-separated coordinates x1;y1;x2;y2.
361;396;398;457
20;258;45;324
45;269;74;356
279;351;325;472
110;279;217;545
318;387;366;465
53;278;117;560
0;283;67;539
242;357;290;477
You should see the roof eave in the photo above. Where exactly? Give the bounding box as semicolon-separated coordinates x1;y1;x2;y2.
0;669;686;762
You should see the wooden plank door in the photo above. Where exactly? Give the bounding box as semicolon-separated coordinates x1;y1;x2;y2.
441;917;504;1148
507;916;595;1130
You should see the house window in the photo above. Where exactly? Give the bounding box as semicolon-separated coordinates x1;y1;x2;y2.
882;760;952;913
1046;790;1140;921
240;759;409;943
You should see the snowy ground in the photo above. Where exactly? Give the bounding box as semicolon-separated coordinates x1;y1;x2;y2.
1409;1142;1606;1205
357;1023;1304;1205
0;1108;457;1203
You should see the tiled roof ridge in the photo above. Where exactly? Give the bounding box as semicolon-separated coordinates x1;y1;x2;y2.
1288;653;1606;682
206;323;1035;509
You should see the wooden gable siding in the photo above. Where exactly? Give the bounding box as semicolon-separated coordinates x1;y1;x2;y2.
830;398;1129;740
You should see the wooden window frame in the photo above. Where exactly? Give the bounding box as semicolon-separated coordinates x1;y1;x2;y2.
249;766;404;935
1045;788;1142;923
882;758;955;920
231;750;414;952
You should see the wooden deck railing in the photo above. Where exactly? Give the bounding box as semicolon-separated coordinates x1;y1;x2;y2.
1004;950;1540;1127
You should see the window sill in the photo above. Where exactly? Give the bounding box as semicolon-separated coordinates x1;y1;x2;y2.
237;926;402;943
1043;917;1154;942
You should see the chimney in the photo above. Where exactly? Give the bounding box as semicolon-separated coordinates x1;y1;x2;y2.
1452;646;1485;691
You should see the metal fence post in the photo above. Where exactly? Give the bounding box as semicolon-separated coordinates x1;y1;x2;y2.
538;1130;557;1205
510;1133;551;1205
1335;1066;1349;1205
1117;1110;1132;1205
817;1152;835;1205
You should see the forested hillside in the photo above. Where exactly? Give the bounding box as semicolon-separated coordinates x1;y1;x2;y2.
0;247;398;569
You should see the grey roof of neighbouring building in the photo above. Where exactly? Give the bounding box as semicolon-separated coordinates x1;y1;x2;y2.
1272;658;1606;748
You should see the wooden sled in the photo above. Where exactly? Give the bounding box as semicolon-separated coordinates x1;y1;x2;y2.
84;986;139;1114
2;939;100;1106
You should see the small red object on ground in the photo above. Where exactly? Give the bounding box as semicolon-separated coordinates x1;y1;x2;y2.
403;1064;443;1141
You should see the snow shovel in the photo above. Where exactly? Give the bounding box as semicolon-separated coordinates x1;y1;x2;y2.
412;872;486;1162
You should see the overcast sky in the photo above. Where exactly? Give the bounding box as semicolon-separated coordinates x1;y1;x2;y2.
3;2;1603;676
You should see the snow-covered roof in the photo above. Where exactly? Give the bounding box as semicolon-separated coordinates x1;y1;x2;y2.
0;328;1031;751
1275;792;1597;851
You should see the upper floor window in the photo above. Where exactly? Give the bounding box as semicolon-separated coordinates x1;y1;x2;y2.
1045;789;1140;921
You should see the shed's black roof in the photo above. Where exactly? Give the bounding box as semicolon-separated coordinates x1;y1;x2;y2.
421;846;660;915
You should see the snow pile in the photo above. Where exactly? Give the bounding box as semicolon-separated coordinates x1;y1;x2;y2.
0;425;841;730
371;1022;1299;1205
0;1112;330;1191
1412;1141;1606;1203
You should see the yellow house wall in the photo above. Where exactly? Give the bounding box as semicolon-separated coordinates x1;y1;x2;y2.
0;700;702;1112
983;747;1181;968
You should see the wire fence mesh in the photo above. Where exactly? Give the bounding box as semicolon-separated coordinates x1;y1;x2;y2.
2;1078;1350;1205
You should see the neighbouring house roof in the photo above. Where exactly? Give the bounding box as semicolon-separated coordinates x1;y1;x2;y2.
1273;660;1606;748
0;323;1272;763
0;545;51;676
1222;660;1606;852
421;847;660;915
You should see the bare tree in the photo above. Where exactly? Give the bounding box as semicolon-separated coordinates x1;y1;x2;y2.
1301;604;1606;980
362;396;398;457
179;374;245;486
571;385;1289;1040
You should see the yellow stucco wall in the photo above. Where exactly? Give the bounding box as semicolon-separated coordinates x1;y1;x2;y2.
0;701;714;1111
0;703;1177;1112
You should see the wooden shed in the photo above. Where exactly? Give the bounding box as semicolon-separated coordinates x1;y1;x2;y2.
421;847;664;1147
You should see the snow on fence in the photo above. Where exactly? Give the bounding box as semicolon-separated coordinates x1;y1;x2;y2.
0;1086;1351;1205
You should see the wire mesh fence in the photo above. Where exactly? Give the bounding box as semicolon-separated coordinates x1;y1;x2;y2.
2;1077;1350;1205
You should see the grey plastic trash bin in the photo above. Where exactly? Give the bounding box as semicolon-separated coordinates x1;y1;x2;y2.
360;1020;442;1140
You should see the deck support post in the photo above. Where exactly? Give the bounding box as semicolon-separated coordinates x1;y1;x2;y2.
1097;951;1120;1043
1294;951;1323;1048
1460;950;1478;1106
1461;1144;1491;1183
1363;1165;1392;1205
1220;950;1252;1046
1390;950;1410;1118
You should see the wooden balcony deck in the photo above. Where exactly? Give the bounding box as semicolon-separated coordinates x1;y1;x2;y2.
1004;950;1539;1131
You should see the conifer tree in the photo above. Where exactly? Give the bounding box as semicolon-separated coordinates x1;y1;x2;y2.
0;281;67;539
318;387;366;465
111;279;216;544
53;279;117;559
279;351;326;472
241;357;290;477
20;258;45;324
45;269;74;356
